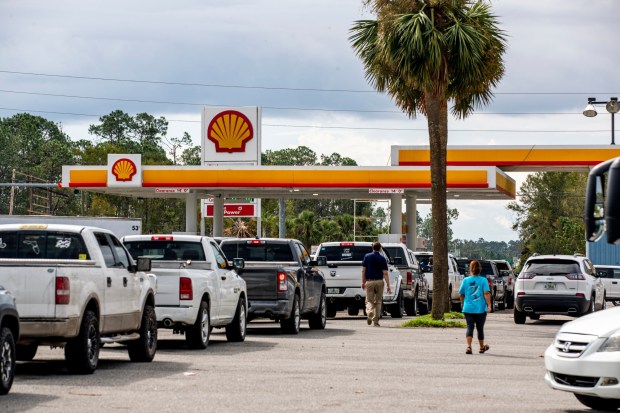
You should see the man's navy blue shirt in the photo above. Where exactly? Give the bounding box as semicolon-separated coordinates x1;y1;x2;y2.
362;251;388;280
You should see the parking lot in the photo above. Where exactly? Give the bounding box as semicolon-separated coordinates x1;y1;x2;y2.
0;309;592;413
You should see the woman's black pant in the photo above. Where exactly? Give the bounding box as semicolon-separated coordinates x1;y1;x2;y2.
463;312;487;340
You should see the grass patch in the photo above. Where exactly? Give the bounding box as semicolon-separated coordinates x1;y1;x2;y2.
401;312;466;328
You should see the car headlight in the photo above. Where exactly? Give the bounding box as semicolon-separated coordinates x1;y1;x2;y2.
599;331;620;352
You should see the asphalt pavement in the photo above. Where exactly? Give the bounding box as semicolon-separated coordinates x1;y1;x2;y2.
0;309;595;412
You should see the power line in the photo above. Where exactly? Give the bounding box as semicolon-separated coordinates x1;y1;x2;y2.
0;107;609;133
1;69;618;95
0;89;584;115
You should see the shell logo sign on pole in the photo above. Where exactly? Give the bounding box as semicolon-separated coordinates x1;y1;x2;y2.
107;154;142;188
201;107;261;165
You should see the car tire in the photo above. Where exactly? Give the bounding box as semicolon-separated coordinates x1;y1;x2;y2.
281;294;301;334
506;293;514;310
347;307;360;316
390;290;404;318
575;394;620;410
585;295;596;315
326;302;337;318
418;299;429;315
226;297;247;342
187;300;211;349
128;304;157;362
308;292;327;330
514;308;526;324
0;327;16;395
65;310;100;374
16;343;38;361
404;292;418;316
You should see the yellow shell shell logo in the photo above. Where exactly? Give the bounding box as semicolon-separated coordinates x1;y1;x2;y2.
111;158;137;182
207;110;254;153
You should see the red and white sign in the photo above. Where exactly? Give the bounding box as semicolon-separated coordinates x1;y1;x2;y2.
155;188;190;194
205;204;256;218
369;188;404;194
107;154;142;188
201;106;261;165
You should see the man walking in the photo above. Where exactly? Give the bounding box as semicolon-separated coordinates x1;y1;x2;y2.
362;242;391;327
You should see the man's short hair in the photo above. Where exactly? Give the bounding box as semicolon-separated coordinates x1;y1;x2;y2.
372;242;382;251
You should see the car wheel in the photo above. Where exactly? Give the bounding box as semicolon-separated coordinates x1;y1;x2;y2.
0;327;16;395
514;308;526;324
128;304;157;362
281;294;301;334
65;310;100;374
16;343;38;361
347;307;360;316
226;297;247;342
585;295;595;315
418;298;429;315
187;300;211;349
506;293;514;310
308;292;327;330
404;292;417;316
390;290;404;318
326;302;337;318
575;394;620;410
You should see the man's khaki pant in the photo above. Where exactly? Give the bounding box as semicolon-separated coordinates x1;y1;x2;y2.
365;279;384;323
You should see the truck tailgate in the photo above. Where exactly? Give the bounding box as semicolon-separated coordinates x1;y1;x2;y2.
239;265;280;300
320;263;362;288
149;263;184;306
0;260;56;318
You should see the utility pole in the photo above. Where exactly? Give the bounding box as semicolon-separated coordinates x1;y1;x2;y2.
9;169;15;215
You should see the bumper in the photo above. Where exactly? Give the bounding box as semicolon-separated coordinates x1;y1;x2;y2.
326;287;397;303
544;343;620;399
247;299;291;320
156;305;198;326
515;294;589;315
18;318;80;341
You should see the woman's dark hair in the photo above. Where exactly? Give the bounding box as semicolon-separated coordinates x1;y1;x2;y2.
469;260;481;275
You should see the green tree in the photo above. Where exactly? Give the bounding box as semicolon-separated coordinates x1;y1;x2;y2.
418;208;460;250
508;172;586;266
350;0;506;319
0;113;77;215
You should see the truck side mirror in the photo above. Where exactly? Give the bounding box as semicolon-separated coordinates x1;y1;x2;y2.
311;256;327;266
233;258;245;273
136;256;152;272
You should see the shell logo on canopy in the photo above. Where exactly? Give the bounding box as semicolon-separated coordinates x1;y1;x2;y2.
207;110;254;153
112;158;137;181
107;154;142;188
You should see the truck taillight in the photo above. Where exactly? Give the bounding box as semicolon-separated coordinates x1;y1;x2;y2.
180;277;193;300
406;271;412;284
339;242;354;246
152;236;173;241
277;272;287;292
56;276;70;305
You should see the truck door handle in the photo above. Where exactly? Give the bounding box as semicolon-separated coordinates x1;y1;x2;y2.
613;281;618;284
107;277;112;287
123;277;128;287
221;276;227;280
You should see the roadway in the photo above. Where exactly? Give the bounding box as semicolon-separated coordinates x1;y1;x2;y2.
1;309;590;412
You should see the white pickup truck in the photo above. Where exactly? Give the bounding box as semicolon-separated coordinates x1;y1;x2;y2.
314;241;403;318
413;251;464;311
0;224;158;374
122;234;248;348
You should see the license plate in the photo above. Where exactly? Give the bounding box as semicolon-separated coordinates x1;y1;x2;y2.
544;282;556;290
327;288;340;294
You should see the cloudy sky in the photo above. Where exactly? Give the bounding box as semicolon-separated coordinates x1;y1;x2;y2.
1;1;618;242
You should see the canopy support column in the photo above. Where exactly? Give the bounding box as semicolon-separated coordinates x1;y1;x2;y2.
213;195;224;237
390;193;403;237
405;193;417;250
185;191;198;234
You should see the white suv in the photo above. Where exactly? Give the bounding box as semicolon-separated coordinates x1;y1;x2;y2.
514;254;606;324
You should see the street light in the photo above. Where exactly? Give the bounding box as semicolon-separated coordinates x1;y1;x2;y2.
583;97;619;145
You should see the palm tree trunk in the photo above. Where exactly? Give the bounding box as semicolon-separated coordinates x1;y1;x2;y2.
426;92;449;320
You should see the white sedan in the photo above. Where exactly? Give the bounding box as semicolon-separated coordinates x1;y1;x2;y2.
544;306;620;410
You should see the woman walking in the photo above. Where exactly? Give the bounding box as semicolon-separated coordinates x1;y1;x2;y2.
459;260;492;354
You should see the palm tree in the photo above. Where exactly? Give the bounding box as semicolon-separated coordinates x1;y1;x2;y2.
350;0;506;319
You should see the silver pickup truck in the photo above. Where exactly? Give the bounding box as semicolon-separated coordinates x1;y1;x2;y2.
314;241;403;318
0;224;158;374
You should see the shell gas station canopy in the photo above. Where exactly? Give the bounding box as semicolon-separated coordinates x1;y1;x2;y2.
62;145;620;202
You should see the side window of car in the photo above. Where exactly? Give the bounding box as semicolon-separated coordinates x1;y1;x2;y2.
95;232;115;267
583;259;596;276
0;232;17;258
110;236;130;268
614;269;620;279
296;243;311;266
210;242;228;269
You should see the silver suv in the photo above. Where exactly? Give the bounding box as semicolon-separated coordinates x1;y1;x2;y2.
514;254;606;324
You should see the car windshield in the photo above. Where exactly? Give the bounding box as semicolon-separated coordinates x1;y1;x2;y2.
415;254;433;272
479;262;495;277
383;247;405;265
522;259;580;276
124;240;205;261
318;245;371;261
221;241;294;262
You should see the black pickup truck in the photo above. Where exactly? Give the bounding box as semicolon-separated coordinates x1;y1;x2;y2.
220;238;326;334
